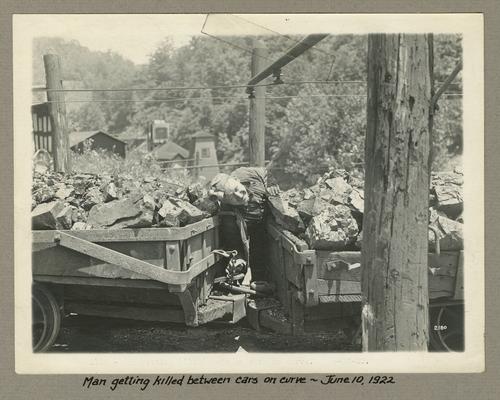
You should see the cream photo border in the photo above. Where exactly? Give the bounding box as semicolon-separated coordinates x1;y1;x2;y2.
13;13;484;374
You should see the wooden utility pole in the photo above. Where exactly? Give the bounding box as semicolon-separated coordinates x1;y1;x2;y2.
249;40;266;167
43;54;71;172
361;34;433;351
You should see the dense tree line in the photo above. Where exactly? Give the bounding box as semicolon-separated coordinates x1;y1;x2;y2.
33;34;462;186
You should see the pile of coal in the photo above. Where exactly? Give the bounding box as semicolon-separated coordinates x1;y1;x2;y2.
31;171;219;230
269;167;463;251
268;169;362;250
428;167;464;251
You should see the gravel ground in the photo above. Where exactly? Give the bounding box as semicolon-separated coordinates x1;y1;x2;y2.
49;315;361;353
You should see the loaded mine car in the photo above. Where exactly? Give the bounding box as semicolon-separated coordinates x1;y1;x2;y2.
31;169;464;352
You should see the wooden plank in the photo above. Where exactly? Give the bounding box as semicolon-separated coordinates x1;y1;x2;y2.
453;250;464;300
176;290;198;326
317;279;361;296
317;251;362;281
63;285;181;306
64;301;185;323
32;217;219;243
303;261;319;307
428;275;455;299
33;275;169;290
56;231;217;285
428;251;459;276
33;241;166;280
197;299;233;325
272;241;289;308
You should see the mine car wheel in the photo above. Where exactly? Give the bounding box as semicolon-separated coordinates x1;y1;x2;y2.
429;304;464;352
32;284;61;352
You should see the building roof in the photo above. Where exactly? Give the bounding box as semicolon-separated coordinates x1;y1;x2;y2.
191;131;215;139
154;141;189;160
117;130;146;141
69;131;126;147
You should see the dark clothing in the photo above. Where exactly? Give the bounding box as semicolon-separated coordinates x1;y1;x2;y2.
226;167;275;281
230;167;270;222
247;220;268;281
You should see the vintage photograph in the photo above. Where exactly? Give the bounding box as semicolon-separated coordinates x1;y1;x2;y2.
14;13;483;372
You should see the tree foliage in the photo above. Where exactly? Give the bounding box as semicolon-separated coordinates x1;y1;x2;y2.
33;34;462;184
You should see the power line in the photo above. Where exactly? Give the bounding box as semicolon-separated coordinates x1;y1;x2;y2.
40;92;461;105
32;80;366;93
33;80;458;94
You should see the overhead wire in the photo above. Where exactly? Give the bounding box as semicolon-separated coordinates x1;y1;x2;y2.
33;80;367;93
41;92;462;105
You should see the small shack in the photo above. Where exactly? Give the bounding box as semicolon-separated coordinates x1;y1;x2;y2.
154;141;190;165
70;131;126;158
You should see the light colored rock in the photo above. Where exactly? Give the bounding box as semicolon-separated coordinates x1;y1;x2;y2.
324;176;352;204
102;182;119;202
268;195;305;234
71;221;91;230
169;198;205;225
429;215;463;251
297;197;329;225
349;188;364;214
304;204;359;250
158;200;183;227
81;187;105;210
55;186;74;200
87;196;146;228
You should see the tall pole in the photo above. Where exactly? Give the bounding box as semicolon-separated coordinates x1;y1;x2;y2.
43;54;71;172
249;39;266;167
361;34;433;351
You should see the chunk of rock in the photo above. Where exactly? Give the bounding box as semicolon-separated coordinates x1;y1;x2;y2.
186;183;207;203
55;206;73;230
169;198;205;225
304;204;359;250
281;188;304;208
55;186;74;200
349;188;364;214
324;177;352;204
71;221;91;230
157;200;183;227
32;201;65;230
81;187;105;210
355;230;363;249
429;215;463;251
102;182;119;202
434;185;463;219
268;195;305;234
33;186;56;204
431;171;463;219
193;197;219;217
87;195;153;229
296;197;329;225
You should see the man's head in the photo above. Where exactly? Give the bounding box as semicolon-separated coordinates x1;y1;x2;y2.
209;173;249;206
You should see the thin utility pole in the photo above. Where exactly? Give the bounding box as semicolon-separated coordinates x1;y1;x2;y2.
43;54;71;172
249;39;266;167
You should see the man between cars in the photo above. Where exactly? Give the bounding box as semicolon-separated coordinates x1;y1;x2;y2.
208;167;279;285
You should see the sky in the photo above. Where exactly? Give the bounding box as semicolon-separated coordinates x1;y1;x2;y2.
20;14;466;65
